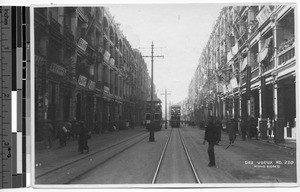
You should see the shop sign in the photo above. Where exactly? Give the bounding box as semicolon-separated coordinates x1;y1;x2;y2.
104;86;110;93
87;80;95;90
78;75;87;87
49;63;66;76
110;58;115;66
104;50;110;62
77;38;88;51
256;6;272;26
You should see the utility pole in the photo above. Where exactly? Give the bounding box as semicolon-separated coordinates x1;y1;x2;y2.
161;89;171;129
143;42;164;142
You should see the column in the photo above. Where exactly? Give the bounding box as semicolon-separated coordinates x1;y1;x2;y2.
259;77;268;139
258;33;268;139
273;80;285;143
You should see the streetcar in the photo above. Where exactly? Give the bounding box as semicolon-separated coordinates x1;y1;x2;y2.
145;98;162;131
170;105;181;128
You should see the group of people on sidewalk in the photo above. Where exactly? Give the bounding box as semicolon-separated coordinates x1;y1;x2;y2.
203;116;258;167
41;119;91;154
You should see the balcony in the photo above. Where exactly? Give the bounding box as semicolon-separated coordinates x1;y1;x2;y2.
278;46;295;66
262;59;275;74
241;73;247;85
251;67;259;79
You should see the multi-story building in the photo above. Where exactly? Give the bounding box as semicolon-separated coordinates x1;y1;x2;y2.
35;7;152;140
187;5;296;142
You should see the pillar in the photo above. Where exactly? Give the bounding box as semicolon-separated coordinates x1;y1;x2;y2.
259;76;268;139
274;81;285;143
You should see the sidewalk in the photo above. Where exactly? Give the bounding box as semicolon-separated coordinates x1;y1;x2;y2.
35;126;147;176
218;129;296;149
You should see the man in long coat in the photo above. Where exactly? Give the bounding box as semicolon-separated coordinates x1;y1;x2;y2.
78;121;90;154
203;116;218;167
228;118;237;145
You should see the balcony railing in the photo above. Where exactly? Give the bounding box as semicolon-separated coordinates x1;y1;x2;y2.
278;46;295;65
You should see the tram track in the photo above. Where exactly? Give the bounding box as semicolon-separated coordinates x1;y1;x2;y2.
35;131;149;184
152;128;201;184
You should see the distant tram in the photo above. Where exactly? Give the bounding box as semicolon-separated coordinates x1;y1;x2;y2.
145;99;162;131
170;105;181;128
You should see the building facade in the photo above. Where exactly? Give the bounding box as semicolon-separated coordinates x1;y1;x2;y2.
185;5;296;142
35;7;152;140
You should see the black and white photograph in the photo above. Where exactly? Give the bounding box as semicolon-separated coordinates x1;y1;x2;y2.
33;2;298;188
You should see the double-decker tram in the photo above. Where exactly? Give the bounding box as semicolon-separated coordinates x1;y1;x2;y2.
145;98;162;131
170;105;181;128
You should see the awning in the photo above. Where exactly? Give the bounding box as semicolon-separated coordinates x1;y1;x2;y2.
240;56;248;72
257;37;272;63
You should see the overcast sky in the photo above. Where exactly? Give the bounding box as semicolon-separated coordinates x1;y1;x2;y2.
107;4;224;108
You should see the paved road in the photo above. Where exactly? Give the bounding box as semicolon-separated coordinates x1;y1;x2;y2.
69;128;169;184
155;128;197;183
181;126;296;183
69;126;296;185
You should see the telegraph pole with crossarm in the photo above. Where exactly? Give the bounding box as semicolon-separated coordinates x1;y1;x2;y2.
161;89;171;129
143;42;164;142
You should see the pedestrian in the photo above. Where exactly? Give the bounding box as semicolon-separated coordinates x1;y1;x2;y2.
215;117;222;145
203;116;218;167
228;118;236;145
42;120;53;149
57;121;68;147
78;121;90;154
65;121;72;140
241;118;246;141
248;117;258;140
71;118;79;139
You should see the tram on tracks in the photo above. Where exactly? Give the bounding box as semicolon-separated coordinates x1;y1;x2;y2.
170;105;181;128
145;98;162;131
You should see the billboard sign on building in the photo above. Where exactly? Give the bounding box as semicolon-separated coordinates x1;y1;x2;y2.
87;80;96;90
104;50;111;63
49;63;67;76
110;58;115;66
256;6;272;26
78;75;88;87
77;38;88;51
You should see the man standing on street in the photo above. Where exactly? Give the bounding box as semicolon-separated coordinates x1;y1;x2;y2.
203;116;218;167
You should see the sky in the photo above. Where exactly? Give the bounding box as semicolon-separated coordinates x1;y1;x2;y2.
107;3;224;109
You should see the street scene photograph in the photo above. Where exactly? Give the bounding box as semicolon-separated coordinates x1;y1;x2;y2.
33;3;297;187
